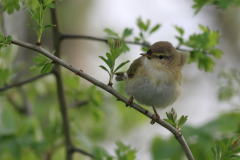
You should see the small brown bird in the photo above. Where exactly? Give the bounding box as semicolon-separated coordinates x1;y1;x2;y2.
116;41;189;124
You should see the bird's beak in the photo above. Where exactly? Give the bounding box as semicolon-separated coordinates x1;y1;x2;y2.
140;53;151;58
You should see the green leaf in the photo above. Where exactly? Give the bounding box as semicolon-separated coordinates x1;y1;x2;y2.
33;54;50;64
99;65;110;76
122;28;133;38
104;28;119;37
141;46;149;52
28;9;35;16
137;17;146;31
164;119;175;126
46;3;55;9
175;36;184;44
209;48;223;59
29;24;37;31
29;65;40;71
178;116;188;127
150;24;161;34
211;147;217;160
114;60;130;73
43;24;56;30
99;56;111;69
2;0;20;15
174;26;184;35
134;37;141;42
6;36;12;44
41;63;52;74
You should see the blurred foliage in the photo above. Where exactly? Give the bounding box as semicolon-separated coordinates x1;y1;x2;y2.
151;112;240;160
218;69;240;104
193;0;240;14
134;17;161;52
212;137;240;160
92;141;137;160
175;25;223;72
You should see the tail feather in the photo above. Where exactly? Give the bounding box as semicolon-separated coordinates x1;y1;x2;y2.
115;72;127;81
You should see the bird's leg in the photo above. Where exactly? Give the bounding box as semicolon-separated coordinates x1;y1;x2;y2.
126;96;134;108
150;106;160;125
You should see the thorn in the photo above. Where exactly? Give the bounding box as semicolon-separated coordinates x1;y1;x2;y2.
51;61;55;64
75;72;78;75
70;65;72;67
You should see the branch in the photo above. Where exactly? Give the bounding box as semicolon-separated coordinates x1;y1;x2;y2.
61;34;151;47
70;146;95;159
8;37;195;160
68;100;88;108
0;73;52;92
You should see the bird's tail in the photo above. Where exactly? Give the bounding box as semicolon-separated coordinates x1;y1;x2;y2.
115;72;127;81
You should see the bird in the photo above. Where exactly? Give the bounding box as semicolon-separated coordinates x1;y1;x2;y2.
115;41;189;124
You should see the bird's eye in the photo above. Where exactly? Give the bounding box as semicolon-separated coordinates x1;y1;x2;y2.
159;55;164;59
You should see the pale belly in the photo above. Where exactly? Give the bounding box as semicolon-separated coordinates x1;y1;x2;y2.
124;76;181;109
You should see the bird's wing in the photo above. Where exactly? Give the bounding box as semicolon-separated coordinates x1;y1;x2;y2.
126;57;143;79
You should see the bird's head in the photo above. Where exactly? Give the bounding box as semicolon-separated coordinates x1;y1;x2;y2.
140;41;189;69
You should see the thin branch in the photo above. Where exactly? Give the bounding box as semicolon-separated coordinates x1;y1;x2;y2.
51;2;73;160
68;100;88;108
0;73;52;92
60;34;151;47
8;37;195;160
70;146;95;159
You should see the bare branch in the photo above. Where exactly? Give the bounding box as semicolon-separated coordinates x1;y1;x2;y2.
68;100;88;108
70;146;95;159
0;73;52;92
8;37;195;160
61;34;150;47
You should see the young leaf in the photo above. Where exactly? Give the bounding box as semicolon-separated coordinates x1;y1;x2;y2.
141;46;149;52
174;26;184;35
134;37;141;42
41;63;53;74
178;115;188;127
114;60;130;73
99;56;111;68
150;24;161;34
99;65;110;76
104;28;119;37
6;36;12;44
28;24;37;31
28;9;35;16
43;24;56;30
46;3;55;9
164;119;175;126
122;28;133;38
137;17;145;31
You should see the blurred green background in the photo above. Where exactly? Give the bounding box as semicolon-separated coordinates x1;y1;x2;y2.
0;0;240;160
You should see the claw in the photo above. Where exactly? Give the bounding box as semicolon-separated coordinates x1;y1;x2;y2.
150;106;160;125
126;96;134;108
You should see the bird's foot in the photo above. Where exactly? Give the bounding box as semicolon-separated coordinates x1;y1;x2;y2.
126;96;134;108
150;106;160;125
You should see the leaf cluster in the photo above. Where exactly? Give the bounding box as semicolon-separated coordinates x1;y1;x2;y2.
30;53;53;74
134;17;161;52
193;0;240;14
99;37;130;84
28;0;56;43
164;108;188;130
92;141;137;160
0;33;12;49
212;137;240;160
175;25;223;72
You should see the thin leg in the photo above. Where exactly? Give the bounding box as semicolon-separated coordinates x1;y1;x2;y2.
150;106;160;125
126;96;134;108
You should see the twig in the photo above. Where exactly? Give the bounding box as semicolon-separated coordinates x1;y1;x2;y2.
70;146;95;159
0;73;52;92
68;100;88;108
8;37;195;160
61;34;151;47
